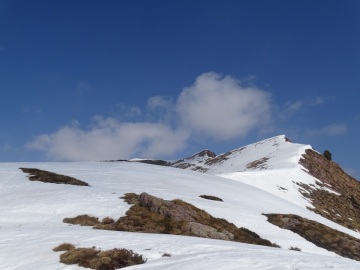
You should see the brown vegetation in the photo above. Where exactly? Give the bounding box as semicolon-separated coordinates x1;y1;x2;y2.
265;213;360;261
52;243;75;252
65;192;278;247
199;195;223;202
246;157;270;170
64;215;100;226
299;149;360;231
20;168;89;186
53;244;146;270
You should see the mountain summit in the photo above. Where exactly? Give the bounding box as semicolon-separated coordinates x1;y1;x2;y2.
136;135;360;232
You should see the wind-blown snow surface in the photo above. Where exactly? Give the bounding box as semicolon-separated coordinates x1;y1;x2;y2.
176;135;340;209
1;161;359;269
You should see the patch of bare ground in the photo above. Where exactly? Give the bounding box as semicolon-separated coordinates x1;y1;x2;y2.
245;157;270;170
20;168;89;186
52;243;75;252
64;214;115;227
199;195;223;201
64;192;278;247
264;213;360;261
204;148;245;166
299;149;360;231
53;244;146;270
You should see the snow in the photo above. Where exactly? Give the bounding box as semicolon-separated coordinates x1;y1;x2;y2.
1;159;360;269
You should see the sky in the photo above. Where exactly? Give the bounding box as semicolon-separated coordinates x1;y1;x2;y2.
0;0;359;178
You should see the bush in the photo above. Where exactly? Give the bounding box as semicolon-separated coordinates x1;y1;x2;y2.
56;245;146;270
63;215;100;226
53;243;75;252
323;150;332;161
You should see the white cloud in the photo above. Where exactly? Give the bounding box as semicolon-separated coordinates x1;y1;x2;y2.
115;103;142;118
147;96;173;110
306;123;347;136
26;72;275;161
176;72;272;140
26;116;188;161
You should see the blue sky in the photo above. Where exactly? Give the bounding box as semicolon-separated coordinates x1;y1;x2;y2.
0;1;359;178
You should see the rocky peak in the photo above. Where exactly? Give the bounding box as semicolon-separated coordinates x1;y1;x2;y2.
190;149;216;159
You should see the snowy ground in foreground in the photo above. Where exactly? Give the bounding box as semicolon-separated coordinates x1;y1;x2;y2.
1;162;360;269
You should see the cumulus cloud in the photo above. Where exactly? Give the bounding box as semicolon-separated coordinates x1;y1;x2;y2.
176;72;272;139
115;103;142;118
26;72;276;161
147;96;173;110
26;116;188;161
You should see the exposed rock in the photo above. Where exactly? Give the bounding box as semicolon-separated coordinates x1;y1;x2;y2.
20;168;89;186
265;213;360;261
245;157;270;170
299;149;360;231
136;160;171;166
199;195;223;202
187;222;234;241
64;192;277;247
187;149;216;159
139;192;197;222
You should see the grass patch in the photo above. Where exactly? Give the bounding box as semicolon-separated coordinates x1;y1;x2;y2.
54;244;146;270
120;193;139;205
64;192;278;248
245;157;269;170
199;195;223;202
20;168;89;186
53;243;75;251
264;213;360;261
64;214;100;226
299;149;360;231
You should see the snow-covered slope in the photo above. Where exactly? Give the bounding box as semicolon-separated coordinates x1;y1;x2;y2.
170;135;331;209
172;135;304;173
1;161;360;269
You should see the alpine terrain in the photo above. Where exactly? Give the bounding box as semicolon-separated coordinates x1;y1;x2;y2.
1;135;360;269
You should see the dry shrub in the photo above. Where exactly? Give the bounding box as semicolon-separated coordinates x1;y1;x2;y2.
120;193;139;205
53;243;75;251
199;195;223;202
265;213;360;261
63;192;277;248
113;193;277;247
299;149;360;232
57;246;146;270
63;214;100;226
101;217;115;224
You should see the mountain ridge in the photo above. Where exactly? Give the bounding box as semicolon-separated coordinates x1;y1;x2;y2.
2;135;360;269
129;135;360;232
